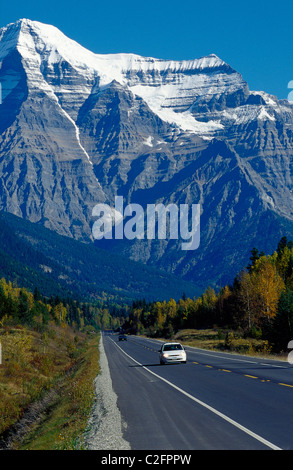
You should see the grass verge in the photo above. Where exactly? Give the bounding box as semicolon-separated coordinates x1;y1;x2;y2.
0;324;100;450
173;328;286;360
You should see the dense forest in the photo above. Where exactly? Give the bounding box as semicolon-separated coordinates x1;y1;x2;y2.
122;237;293;353
1;236;293;354
0;280;122;332
0;211;200;304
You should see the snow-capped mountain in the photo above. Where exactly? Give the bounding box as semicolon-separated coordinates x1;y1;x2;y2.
1;18;293;289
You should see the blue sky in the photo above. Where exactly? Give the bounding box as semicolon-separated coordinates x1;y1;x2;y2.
1;0;292;99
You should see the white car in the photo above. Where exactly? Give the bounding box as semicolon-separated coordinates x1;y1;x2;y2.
159;342;187;364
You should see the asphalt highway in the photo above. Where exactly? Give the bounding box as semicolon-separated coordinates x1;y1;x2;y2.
103;332;293;450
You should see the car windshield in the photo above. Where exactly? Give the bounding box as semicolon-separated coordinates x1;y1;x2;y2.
163;344;183;351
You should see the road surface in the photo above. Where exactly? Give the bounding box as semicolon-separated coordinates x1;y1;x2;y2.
103;332;293;450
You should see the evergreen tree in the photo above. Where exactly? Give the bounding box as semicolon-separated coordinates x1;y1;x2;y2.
277;237;288;257
270;289;293;351
247;247;265;273
18;289;32;325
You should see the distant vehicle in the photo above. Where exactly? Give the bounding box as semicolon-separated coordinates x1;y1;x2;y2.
119;333;127;341
159;342;187;364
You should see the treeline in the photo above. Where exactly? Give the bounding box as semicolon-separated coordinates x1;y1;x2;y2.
123;237;293;352
0;279;122;332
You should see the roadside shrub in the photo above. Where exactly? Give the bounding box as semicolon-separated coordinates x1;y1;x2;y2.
250;326;262;339
0;400;22;434
224;332;234;349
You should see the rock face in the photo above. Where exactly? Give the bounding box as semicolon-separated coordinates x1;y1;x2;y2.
1;18;293;289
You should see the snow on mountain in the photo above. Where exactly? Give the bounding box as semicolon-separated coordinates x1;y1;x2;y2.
0;19;250;136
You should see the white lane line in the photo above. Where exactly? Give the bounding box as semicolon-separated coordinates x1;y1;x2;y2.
109;338;281;450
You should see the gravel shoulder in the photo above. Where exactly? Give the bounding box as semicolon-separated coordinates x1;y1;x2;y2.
84;334;131;450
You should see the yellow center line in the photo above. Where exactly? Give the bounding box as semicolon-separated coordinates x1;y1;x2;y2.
190;360;293;388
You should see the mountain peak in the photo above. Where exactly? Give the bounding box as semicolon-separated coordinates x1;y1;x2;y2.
0;18;249;134
0;18;86;64
0;18;48;42
5;18;62;36
0;19;231;74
